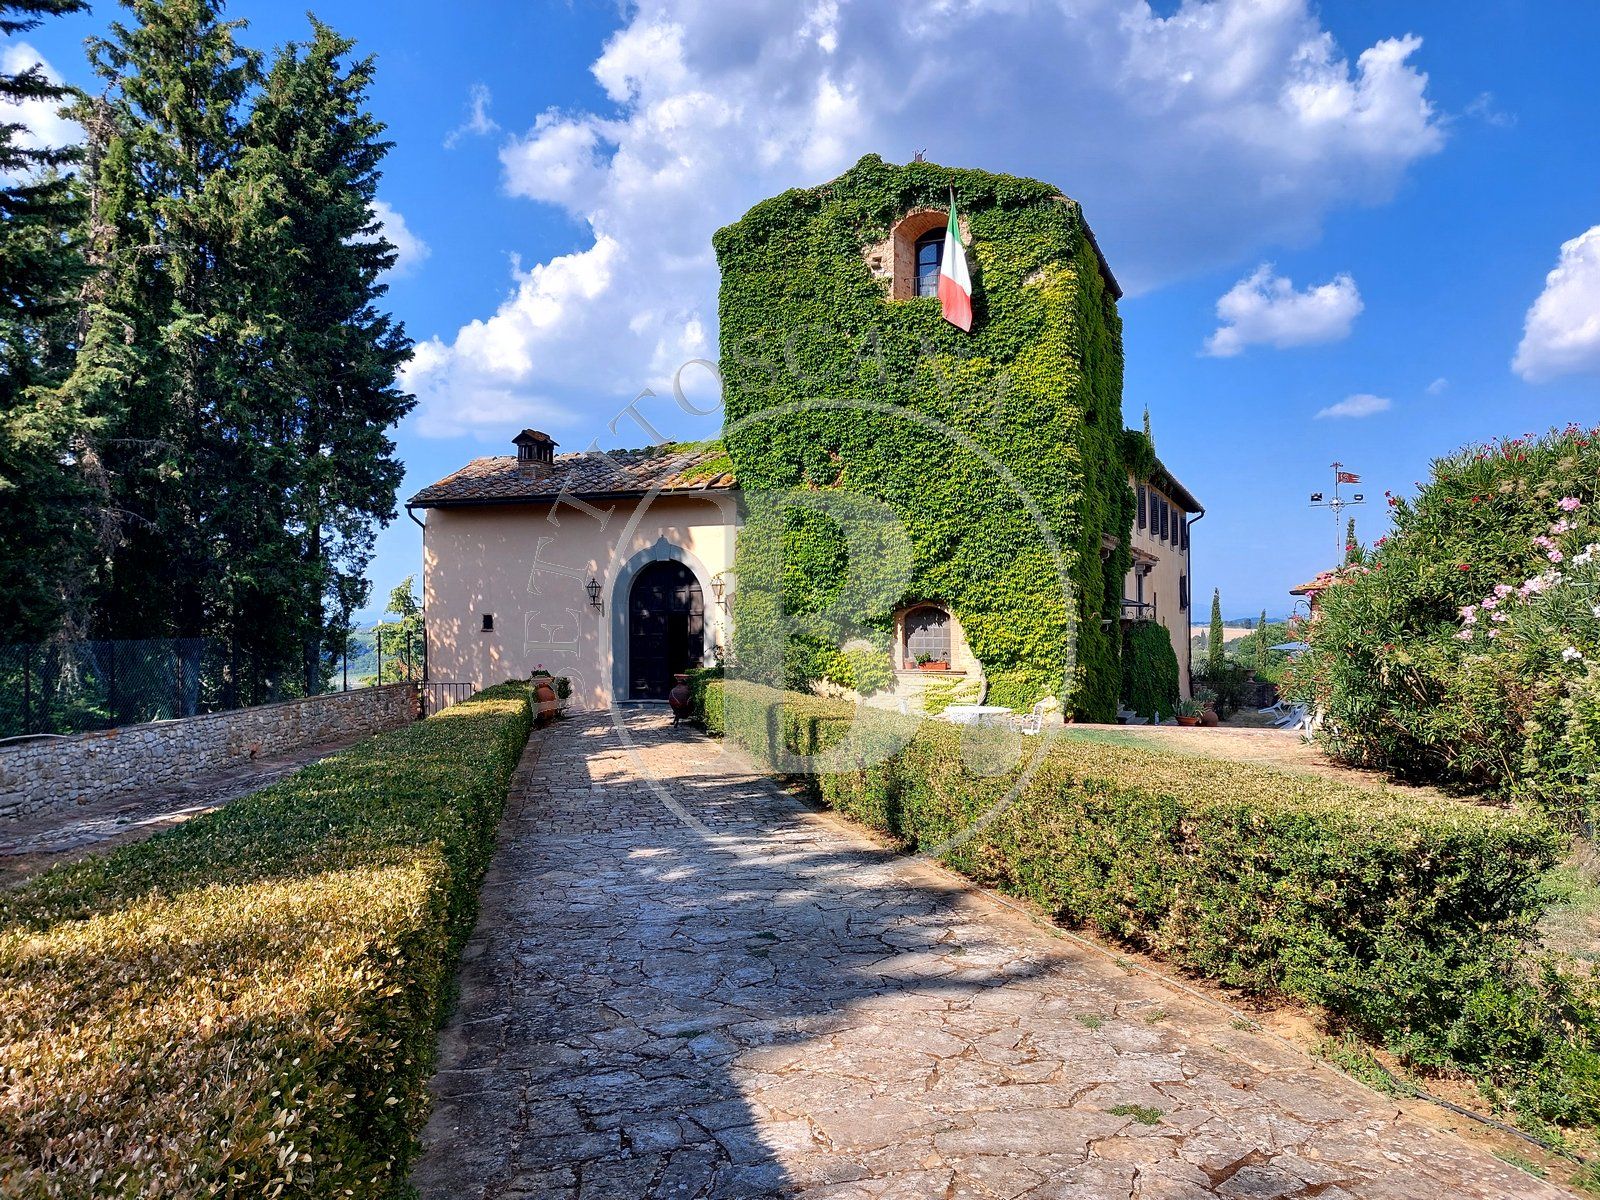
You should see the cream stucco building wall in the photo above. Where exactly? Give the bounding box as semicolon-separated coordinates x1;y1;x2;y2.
1124;472;1197;699
421;492;742;709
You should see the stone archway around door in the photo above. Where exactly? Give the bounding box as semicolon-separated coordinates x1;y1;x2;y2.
608;537;718;704
627;560;705;701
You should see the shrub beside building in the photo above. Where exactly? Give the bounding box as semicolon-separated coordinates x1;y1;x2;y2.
1295;425;1600;826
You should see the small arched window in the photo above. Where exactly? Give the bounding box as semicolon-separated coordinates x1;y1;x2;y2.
914;231;943;298
904;604;952;664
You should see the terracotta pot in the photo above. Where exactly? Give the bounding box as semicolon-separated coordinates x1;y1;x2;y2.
919;660;949;671
1200;707;1219;728
668;673;694;723
1176;715;1201;727
531;672;559;721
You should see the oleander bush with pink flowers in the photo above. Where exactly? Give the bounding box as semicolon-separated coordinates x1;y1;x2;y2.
1295;425;1600;824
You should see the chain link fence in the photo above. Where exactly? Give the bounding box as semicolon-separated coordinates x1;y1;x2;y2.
0;637;399;739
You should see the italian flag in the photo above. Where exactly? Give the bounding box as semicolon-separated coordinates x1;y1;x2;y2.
939;194;973;331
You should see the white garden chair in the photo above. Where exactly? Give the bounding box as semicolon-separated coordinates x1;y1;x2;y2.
1272;704;1307;729
1017;699;1052;735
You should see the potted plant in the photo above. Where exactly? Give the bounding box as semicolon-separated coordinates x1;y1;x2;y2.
916;653;949;671
530;666;559;722
1175;698;1205;727
668;673;694;724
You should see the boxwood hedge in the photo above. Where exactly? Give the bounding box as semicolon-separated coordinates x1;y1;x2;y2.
0;681;532;1197
697;680;1600;1125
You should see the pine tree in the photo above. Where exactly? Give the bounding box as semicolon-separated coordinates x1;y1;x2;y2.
1206;588;1224;674
0;1;94;640
245;19;414;694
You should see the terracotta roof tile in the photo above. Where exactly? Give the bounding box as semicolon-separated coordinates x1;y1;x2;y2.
408;446;737;508
1290;570;1340;596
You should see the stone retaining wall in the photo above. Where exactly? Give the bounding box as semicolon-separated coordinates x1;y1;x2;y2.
0;683;417;821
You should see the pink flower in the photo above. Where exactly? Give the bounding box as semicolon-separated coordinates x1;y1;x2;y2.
1460;605;1478;623
1481;597;1498;611
1493;584;1514;598
1559;497;1582;512
1455;630;1473;641
1549;548;1565;563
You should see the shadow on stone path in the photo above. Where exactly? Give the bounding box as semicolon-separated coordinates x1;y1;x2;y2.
412;710;1568;1199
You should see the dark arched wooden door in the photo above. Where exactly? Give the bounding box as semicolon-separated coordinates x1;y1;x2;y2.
628;560;704;700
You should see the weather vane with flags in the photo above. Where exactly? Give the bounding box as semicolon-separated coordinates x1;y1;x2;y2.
1310;462;1366;558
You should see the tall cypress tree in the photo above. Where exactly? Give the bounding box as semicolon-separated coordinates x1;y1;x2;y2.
0;1;94;641
66;0;262;668
244;19;413;694
1254;608;1269;669
1206;588;1224;674
1344;516;1359;565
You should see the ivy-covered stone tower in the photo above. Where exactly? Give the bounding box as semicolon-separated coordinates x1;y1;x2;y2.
715;154;1139;719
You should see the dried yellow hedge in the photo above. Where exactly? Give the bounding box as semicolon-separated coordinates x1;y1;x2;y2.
0;682;532;1198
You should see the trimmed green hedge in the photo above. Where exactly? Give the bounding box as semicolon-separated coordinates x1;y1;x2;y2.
698;680;1600;1123
0;682;532;1197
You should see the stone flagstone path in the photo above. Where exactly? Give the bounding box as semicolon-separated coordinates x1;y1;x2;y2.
412;711;1568;1199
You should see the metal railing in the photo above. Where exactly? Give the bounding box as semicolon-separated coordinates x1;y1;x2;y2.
0;637;384;740
421;681;476;717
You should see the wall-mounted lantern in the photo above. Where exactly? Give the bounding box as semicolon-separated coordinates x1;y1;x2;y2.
585;576;603;612
711;577;726;608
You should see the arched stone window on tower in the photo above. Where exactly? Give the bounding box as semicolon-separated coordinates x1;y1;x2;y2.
865;209;958;301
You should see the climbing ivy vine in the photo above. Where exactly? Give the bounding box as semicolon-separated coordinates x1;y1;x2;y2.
715;154;1135;718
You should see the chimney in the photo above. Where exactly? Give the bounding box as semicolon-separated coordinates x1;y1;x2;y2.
513;429;557;477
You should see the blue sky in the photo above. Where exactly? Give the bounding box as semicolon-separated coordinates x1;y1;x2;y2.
9;1;1600;622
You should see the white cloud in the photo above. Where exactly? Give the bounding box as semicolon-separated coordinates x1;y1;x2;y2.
1316;393;1391;419
367;200;430;277
410;0;1443;438
0;41;80;180
1426;376;1448;395
1203;265;1363;356
1465;92;1515;128
1513;225;1600;383
444;83;500;149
